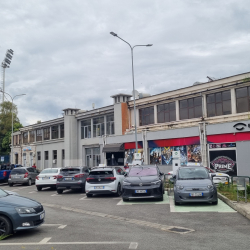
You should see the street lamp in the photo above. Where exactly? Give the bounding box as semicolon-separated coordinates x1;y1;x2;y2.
0;90;25;164
110;31;152;153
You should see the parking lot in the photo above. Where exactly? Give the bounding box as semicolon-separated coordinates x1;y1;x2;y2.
1;182;250;250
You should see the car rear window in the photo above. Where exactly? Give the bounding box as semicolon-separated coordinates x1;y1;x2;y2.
129;167;158;177
89;171;113;176
41;169;59;174
178;168;209;179
61;168;80;174
11;169;26;174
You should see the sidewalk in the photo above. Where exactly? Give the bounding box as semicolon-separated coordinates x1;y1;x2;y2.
218;193;250;220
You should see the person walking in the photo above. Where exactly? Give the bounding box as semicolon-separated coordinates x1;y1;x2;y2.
32;163;37;169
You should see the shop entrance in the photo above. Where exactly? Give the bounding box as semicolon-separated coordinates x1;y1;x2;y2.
106;152;124;166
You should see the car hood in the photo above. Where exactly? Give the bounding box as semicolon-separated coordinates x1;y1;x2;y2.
215;173;229;177
0;194;41;207
125;176;159;183
176;179;212;187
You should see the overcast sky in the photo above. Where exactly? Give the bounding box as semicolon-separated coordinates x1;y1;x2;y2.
1;0;250;126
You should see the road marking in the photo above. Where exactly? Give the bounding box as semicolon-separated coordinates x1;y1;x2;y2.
51;194;62;197
117;194;169;205
58;225;67;229
79;196;92;200
29;191;37;193
39;237;51;244
43;203;194;234
42;224;67;229
129;242;138;249
113;198;122;199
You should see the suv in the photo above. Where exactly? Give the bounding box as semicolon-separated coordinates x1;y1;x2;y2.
56;166;90;194
85;167;125;197
8;167;39;186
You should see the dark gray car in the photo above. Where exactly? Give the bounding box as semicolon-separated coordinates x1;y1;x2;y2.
56;166;90;194
173;166;218;205
8;167;39;186
0;188;45;236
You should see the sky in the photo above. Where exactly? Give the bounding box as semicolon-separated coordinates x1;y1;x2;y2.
1;0;250;126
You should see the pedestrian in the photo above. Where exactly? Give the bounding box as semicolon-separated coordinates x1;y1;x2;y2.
124;162;129;173
32;163;37;169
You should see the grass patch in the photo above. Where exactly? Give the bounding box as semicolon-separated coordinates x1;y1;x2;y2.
0;234;11;241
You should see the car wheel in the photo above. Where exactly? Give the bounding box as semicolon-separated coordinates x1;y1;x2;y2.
27;179;32;186
37;186;42;191
86;193;93;197
212;200;218;205
116;183;122;197
122;197;129;202
0;215;12;236
8;183;13;187
57;189;63;194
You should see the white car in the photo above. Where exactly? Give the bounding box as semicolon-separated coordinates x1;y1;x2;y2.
85;167;125;197
35;168;61;191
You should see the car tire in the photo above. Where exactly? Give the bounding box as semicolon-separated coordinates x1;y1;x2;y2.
86;193;93;197
122;197;129;202
57;189;63;194
27;179;32;186
37;186;42;191
212;200;218;205
115;183;122;197
0;215;12;236
8;183;13;187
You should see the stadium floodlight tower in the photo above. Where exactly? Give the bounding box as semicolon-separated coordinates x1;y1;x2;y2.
1;49;14;104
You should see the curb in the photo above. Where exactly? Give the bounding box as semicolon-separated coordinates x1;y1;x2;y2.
218;192;250;220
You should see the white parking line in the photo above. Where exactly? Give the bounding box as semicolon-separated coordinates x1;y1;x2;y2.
129;242;138;249
51;194;62;197
39;237;51;244
29;191;37;193
58;225;67;229
79;196;92;200
42;224;67;229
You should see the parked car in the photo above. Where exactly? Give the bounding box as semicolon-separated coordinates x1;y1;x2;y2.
122;165;165;202
8;167;39;186
205;167;230;185
0;164;15;184
35;168;61;191
85;167;125;197
173;166;218;205
0;188;45;237
56;166;90;194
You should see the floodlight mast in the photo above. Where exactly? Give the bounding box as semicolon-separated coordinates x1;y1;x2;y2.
1;49;14;104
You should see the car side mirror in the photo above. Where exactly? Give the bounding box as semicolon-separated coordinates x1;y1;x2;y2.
159;172;164;176
211;173;216;178
172;174;176;179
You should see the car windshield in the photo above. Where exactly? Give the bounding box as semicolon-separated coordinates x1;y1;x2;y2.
11;169;26;174
178;168;209;180
0;188;8;197
41;169;59;174
129;167;158;177
61;168;80;174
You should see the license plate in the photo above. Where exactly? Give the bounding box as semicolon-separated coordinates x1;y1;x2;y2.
64;178;73;181
135;190;147;193
94;186;104;189
14;176;21;178
190;193;203;197
42;177;50;180
40;212;45;220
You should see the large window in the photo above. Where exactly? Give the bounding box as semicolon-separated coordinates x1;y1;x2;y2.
180;97;202;120
29;131;35;143
157;102;176;123
23;132;28;144
37;151;41;161
36;129;42;141
62;149;65;160
236;87;250;113
106;114;114;135
81;120;91;139
53;150;57;160
43;127;50;140
45;151;49;160
60;124;64;138
93;117;104;137
52;126;58;139
139;106;154;126
207;90;231;117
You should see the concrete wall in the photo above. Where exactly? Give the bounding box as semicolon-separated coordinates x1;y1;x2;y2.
236;141;250;176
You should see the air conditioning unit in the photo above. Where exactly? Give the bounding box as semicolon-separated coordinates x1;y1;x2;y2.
53;159;57;164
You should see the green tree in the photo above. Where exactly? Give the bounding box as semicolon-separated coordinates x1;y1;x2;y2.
0;101;23;154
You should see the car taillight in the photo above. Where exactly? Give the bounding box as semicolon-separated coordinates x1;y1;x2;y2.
86;177;95;182
53;175;58;179
36;176;39;180
57;175;63;179
105;177;116;181
3;171;7;177
74;174;84;178
24;172;29;178
9;174;11;179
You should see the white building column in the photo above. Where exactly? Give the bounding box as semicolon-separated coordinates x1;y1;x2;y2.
154;105;157;124
202;94;207;118
176;100;180;121
231;88;237;114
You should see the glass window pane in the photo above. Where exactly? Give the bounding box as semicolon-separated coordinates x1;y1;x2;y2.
188;99;194;107
222;90;231;101
157;104;164;112
158;112;164;123
207;103;216;117
86;148;91;155
164;103;169;111
81;127;84;139
194;97;202;106
216;103;223;116
189;108;194;119
236;87;247;98
223;100;231;115
248;87;250;96
170;110;176;121
194;106;202;117
180;108;188;120
164;112;170;122
207;94;215;104
237;98;248;113
215;93;222;102
180;100;187;108
169;102;175;111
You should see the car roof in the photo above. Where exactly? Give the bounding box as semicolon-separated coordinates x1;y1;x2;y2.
131;165;158;168
90;168;114;171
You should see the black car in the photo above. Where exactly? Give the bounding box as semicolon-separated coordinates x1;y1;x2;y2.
122;165;165;202
0;188;45;237
56;166;90;194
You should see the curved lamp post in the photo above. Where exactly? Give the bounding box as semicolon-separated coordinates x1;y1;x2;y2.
0;90;26;164
110;31;152;153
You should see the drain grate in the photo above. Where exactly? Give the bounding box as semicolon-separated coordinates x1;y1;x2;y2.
168;227;192;233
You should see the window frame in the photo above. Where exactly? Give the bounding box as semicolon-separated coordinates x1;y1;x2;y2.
179;97;202;120
139;106;154;126
157;102;176;123
236;86;250;113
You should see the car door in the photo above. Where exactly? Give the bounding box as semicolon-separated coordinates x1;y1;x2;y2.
115;167;125;187
27;168;35;182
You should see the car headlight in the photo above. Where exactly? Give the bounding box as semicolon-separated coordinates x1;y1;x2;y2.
176;185;184;190
15;207;36;214
207;185;214;190
123;181;131;186
151;180;161;185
